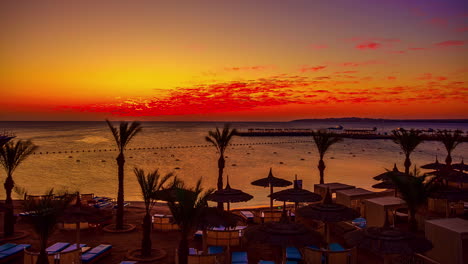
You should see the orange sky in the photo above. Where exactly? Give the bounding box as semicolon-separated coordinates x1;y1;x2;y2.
1;0;467;121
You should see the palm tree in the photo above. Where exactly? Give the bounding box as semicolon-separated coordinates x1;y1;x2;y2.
311;130;343;184
106;120;142;230
134;168;173;258
205;124;237;209
391;129;424;175
0;139;37;237
391;170;436;232
436;130;463;167
161;178;213;264
22;189;74;264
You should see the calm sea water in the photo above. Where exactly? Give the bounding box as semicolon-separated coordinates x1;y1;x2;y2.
0;121;467;208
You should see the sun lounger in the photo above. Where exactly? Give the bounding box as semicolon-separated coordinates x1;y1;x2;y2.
0;243;16;252
258;261;275;264
61;243;87;252
120;261;138;264
240;211;254;222
285;261;298;264
207;246;223;254
81;244;112;263
0;244;31;263
189;248;198;255
329;243;345;251
194;230;203;239
231;251;247;264
46;242;70;253
286;247;302;261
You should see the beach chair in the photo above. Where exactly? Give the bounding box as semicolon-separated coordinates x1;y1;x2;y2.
285;247;302;261
258;261;275;264
59;248;82;264
62;243;87;253
0;243;16;252
0;244;31;263
120;261;138;264
231;251;248;264
46;242;70;253
303;246;324;264
81;244;112;263
207;246;223;255
23;248;54;264
240;210;254;222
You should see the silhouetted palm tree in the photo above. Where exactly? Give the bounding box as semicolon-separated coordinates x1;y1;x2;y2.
106;120;142;230
134;168;173;258
23;189;74;264
162;178;213;264
0;139;37;237
311;130;343;184
391;169;436;232
436;130;463;167
205;124;237;209
392;129;424;175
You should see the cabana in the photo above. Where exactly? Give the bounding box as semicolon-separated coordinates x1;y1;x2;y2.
425;218;468;264
363;197;406;227
336;188;393;216
314;183;355;199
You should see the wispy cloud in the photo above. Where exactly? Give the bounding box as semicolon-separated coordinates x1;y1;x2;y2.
340;60;382;67
355;42;381;50
309;44;328;50
300;65;327;73
224;65;272;71
435;40;465;47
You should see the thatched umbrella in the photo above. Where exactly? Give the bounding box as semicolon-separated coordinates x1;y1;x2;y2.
251;168;292;212
344;226;432;264
269;176;322;211
428;168;468;187
296;189;359;243
452;159;468;171
61;194;112;248
373;164;407;181
421;156;445;170
207;177;253;211
243;222;323;247
429;186;468;202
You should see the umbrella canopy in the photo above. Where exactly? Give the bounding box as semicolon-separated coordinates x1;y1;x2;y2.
251;168;292;212
207;177;253;211
269;179;322;204
429;186;468;202
428;168;468;182
344;226;432;255
243;222;322;247
421;156;446;170
296;201;360;223
452;159;468;171
198;207;242;229
372;181;396;189
373;164;407;181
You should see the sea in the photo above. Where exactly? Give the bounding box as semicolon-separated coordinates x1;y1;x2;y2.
0;120;467;209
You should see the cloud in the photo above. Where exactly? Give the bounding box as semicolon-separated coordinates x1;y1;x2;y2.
387;76;397;80
388;50;406;54
340;60;382;67
455;27;468;32
427;18;448;27
417;73;448;81
435;40;465;47
300;65;327;73
224;65;271;71
355;42;381;50
334;71;358;74
408;47;427;51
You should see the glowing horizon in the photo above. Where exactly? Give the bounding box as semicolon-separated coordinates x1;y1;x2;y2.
1;0;467;121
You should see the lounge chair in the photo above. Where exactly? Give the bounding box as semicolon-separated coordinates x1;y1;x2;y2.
258;261;275;264
240;211;254;222
120;261;138;264
231;251;247;264
286;247;302;261
329;243;345;251
46;242;70;253
189;248;198;255
62;243;88;252
0;243;16;252
207;246;223;254
285;261;298;264
81;244;112;263
0;244;31;263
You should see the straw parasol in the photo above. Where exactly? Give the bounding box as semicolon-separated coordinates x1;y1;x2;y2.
344;226;432;264
296;189;359;242
251;168;292;212
429;186;468;202
61;193;112;248
421;156;446;170
207;176;253;211
269;176;322;211
243;221;323;247
373;164;407;181
452;159;468;171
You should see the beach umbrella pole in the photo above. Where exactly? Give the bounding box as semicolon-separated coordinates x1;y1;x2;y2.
76;222;81;249
270;184;273;212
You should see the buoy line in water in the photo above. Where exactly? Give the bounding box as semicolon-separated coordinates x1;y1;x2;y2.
31;140;316;155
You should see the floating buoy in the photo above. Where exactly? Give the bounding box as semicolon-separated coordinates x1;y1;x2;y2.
300;158;305;160
68;156;73;158
101;160;106;162
129;156;133;159
175;159;180;161
279;162;284;164
330;157;335;159
76;160;80;162
174;167;180;170
232;164;237;166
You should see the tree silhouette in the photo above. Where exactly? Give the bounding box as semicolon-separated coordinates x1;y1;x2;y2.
436;129;463;167
391;129;424;175
311;130;342;184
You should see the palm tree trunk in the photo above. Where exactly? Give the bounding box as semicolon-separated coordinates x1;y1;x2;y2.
217;156;225;210
3;172;15;237
178;235;189;264
445;151;452;167
116;152;125;230
318;159;326;184
37;232;50;264
409;209;417;232
141;212;152;257
404;155;411;175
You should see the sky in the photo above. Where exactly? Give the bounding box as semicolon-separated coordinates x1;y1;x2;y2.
1;0;467;121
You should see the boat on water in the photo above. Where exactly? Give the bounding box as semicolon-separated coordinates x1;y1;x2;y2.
327;125;344;130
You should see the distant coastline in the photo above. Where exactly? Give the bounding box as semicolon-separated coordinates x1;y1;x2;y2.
290;117;468;123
